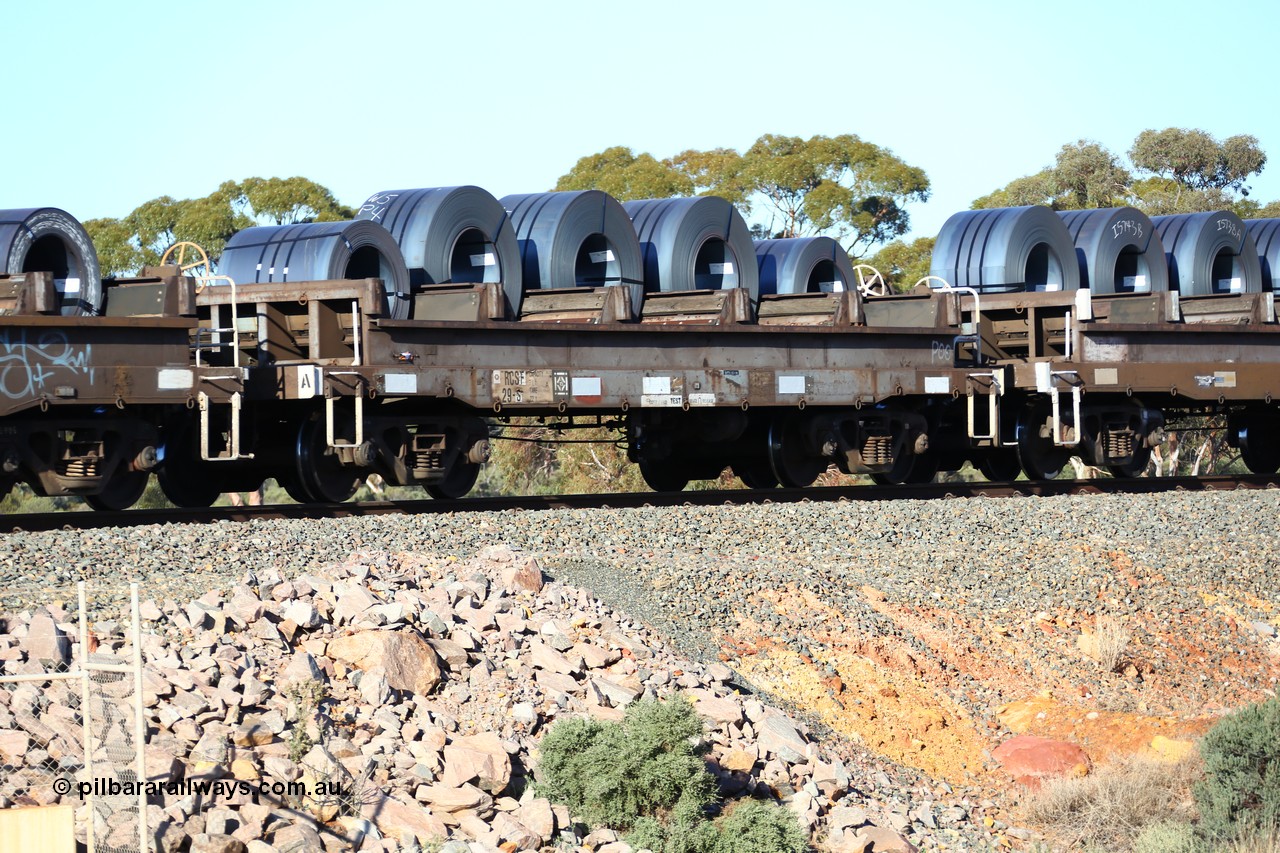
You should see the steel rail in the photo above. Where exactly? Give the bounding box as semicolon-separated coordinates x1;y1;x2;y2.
2;474;1278;534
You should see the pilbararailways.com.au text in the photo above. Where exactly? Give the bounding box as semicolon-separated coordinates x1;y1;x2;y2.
54;777;349;799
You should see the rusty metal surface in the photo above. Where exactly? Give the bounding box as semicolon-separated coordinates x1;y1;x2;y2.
3;474;1276;533
0;316;197;416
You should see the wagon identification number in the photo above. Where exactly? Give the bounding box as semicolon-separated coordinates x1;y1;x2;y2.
491;369;567;405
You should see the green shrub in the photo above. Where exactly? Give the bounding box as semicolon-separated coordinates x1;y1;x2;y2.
1195;695;1280;841
537;696;716;831
624;800;805;853
537;696;806;853
1134;820;1200;853
711;800;807;853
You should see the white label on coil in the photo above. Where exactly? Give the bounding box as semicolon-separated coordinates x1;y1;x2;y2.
777;375;806;395
1094;368;1118;385
642;376;671;395
157;368;193;390
588;250;615;264
470;253;496;267
1228;277;1243;292
297;366;322;398
283;267;289;276
709;263;734;275
818;281;843;293
268;267;275;277
687;393;716;407
571;376;601;397
383;373;418;395
60;277;80;293
924;376;950;394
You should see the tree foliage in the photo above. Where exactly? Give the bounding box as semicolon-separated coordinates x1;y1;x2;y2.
866;236;936;292
973;141;1132;211
556;133;930;258
556;147;694;202
974;129;1275;217
86;177;353;276
1129;129;1265;194
739;133;929;253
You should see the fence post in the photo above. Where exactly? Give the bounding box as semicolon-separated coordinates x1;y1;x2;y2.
77;581;95;853
131;583;148;853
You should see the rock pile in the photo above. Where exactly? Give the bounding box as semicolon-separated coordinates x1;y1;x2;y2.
0;543;1012;852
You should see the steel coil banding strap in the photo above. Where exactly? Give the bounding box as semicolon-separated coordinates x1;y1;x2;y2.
1151;211;1262;296
499;190;643;314
356;186;523;316
623;196;760;302
1244;218;1280;291
219;221;411;319
0;207;102;315
930;206;1080;293
1058;207;1167;294
754;237;856;295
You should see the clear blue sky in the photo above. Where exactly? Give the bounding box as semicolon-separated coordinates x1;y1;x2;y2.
6;0;1280;245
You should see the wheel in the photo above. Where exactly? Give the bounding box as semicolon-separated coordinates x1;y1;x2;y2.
638;458;688;492
1107;446;1152;478
281;476;315;504
160;241;214;281
852;264;889;297
733;458;778;489
1241;440;1280;475
84;467;149;511
977;450;1021;482
293;416;362;503
426;461;480;499
767;417;827;488
1016;403;1072;480
157;424;223;508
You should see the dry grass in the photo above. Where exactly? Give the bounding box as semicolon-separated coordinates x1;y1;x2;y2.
1025;753;1202;850
1092;613;1131;673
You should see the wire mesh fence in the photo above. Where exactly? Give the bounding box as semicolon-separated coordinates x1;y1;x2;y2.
0;583;146;853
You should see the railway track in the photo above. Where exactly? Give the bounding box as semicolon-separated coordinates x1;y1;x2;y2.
3;474;1278;534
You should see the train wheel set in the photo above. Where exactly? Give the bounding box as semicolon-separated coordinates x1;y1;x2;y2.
3;189;1280;510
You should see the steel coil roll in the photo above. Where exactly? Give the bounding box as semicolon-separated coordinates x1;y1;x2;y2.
1244;218;1280;291
499;191;643;311
623;196;759;302
0;207;102;315
1151;211;1262;296
754;237;857;295
1058;207;1167;294
930;206;1080;292
219;221;411;319
356;186;523;316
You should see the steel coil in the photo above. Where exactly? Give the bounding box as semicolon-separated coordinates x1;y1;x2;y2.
930;206;1080;293
1243;218;1280;291
623;196;759;302
499;191;643;313
356;186;523;317
754;237;857;295
1151;211;1262;296
0;207;102;315
219;221;411;319
1058;207;1167;294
